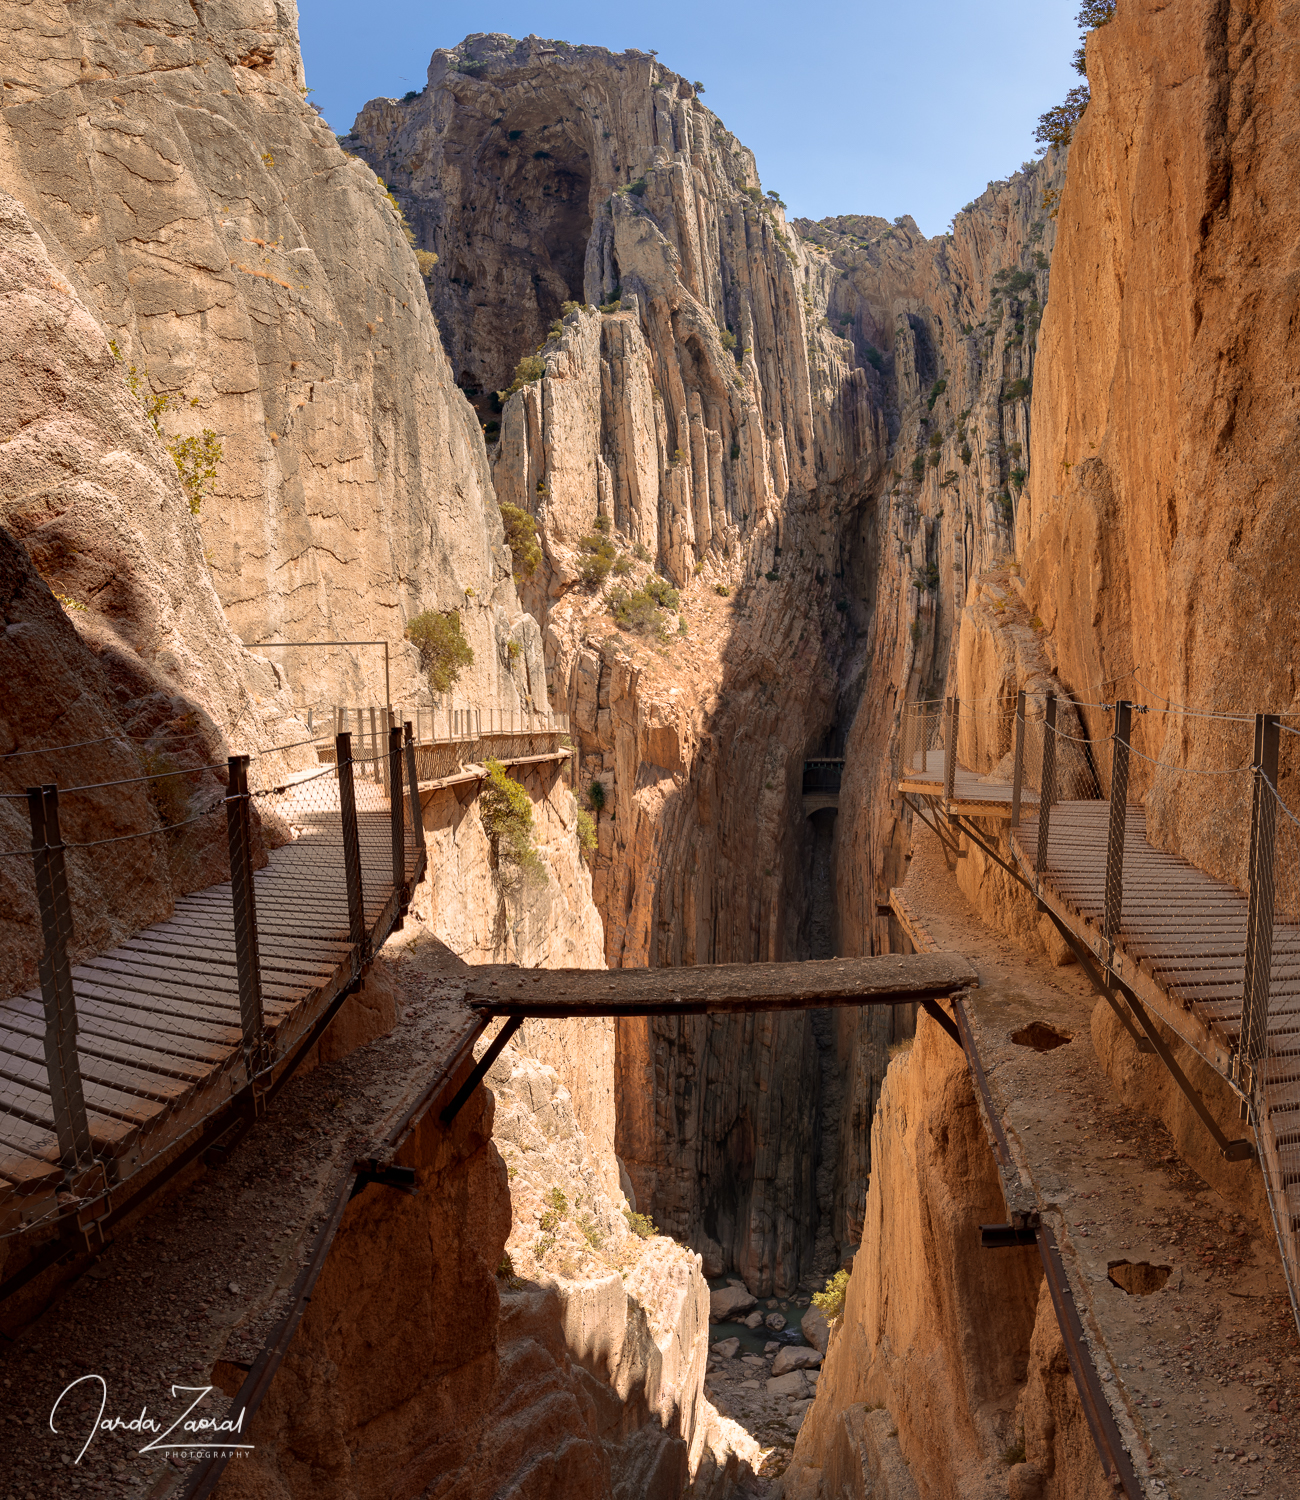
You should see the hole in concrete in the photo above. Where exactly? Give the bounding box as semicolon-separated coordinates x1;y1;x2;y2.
1107;1260;1171;1295
1010;1022;1071;1052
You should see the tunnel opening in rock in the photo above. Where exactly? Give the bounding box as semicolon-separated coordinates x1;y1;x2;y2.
1108;1260;1172;1295
1011;1021;1072;1052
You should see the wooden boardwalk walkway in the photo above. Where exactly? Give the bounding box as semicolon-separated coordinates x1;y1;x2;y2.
895;708;1300;1327
0;776;420;1243
897;746;1038;817
1011;802;1300;1252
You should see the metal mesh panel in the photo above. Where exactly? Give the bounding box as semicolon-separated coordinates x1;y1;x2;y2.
899;699;945;779
0;726;425;1248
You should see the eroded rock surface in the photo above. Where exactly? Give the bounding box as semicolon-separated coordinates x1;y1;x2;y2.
1;0;542;709
1021;0;1300;876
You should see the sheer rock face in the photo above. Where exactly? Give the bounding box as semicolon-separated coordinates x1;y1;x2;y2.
352;36;1071;1291
0;191;305;997
1022;0;1300;878
0;0;543;711
783;1014;1099;1500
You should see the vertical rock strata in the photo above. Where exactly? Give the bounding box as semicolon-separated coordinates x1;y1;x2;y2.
1022;0;1300;877
0;0;543;709
782;1013;1105;1500
352;34;1070;1288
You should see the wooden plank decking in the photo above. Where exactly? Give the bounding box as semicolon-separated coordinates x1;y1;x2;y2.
1011;800;1300;1263
0;781;420;1238
896;747;1037;817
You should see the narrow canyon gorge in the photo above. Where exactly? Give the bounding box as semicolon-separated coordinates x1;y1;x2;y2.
1;3;1298;1500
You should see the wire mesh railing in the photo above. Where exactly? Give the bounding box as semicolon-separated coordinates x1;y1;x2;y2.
0;725;427;1252
294;702;569;748
1004;694;1300;1330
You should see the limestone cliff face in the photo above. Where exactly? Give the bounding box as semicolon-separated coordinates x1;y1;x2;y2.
351;35;1073;1290
1021;0;1300;883
0;0;543;711
0;191;310;997
783;1015;1107;1500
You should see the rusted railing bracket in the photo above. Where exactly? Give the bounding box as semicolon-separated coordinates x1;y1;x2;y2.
920;999;963;1050
440;1015;524;1125
349;1159;418;1199
981;1222;1039;1248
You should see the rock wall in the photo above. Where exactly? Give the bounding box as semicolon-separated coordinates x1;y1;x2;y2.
782;1013;1108;1500
0;191;309;996
0;0;543;712
1020;0;1300;878
349;33;1074;1292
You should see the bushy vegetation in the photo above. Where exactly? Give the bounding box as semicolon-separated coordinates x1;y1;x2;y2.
623;1208;658;1239
575;805;597;856
480;758;544;884
926;378;947;411
1035;1;1115;151
499;502;541;578
578;529;618;586
405;609;474;694
587;778;606;816
609;584;672;638
811;1268;850;1322
1002;378;1032;403
116;355;222;516
498;353;546;402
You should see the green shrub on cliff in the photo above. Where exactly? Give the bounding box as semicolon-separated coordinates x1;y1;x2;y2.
498;353;546;402
406;609;474;694
811;1268;850;1323
118;358;222;516
623;1208;658;1239
480;758;544;885
578;531;618;586
499;502;542;579
575;806;597;856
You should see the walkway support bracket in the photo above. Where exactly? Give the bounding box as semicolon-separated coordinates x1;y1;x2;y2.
441;1015;524;1125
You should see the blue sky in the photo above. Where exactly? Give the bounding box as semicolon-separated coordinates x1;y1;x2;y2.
299;1;1080;238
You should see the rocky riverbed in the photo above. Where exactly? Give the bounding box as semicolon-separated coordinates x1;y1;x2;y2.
703;1278;834;1481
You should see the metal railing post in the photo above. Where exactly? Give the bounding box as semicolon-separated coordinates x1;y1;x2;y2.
1010;690;1026;830
335;733;367;958
943;695;959;803
225;756;268;1082
1103;700;1133;964
1035;692;1058;876
389;724;405;895
27;784;93;1171
1240;713;1280;1095
404;722;426;863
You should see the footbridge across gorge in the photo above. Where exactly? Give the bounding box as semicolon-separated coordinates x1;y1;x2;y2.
895;689;1300;1341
